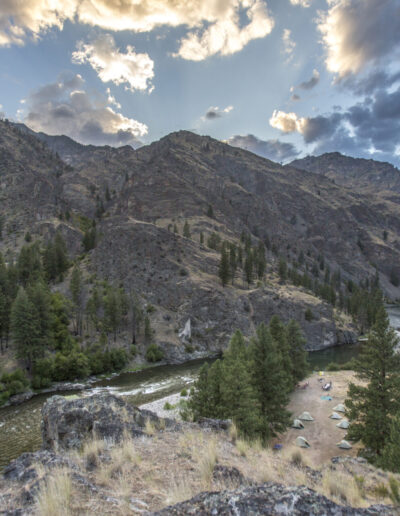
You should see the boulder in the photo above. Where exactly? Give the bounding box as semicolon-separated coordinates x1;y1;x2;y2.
152;482;393;515
41;392;178;451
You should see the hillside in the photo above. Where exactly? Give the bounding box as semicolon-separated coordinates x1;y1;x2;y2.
290;152;400;200
2;122;400;363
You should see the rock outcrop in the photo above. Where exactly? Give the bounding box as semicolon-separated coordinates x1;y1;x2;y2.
153;482;396;515
42;393;178;451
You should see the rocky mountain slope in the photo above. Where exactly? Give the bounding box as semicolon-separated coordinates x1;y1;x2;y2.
290;152;400;200
2;121;400;360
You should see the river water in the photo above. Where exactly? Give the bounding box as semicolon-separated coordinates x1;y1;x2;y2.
1;306;399;469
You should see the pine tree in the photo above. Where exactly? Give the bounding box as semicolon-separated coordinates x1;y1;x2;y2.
207;205;214;218
346;306;400;460
10;287;39;372
380;414;400;472
219;247;230;287
144;315;152;343
54;233;69;278
200;232;204;245
257;242;266;279
221;331;260;437
244;251;253;286
286;319;309;384
250;323;291;440
27;281;53;350
190;363;211;419
229;244;237;284
278;258;287;281
104;287;121;341
183;220;191;239
269;315;293;391
70;266;83;335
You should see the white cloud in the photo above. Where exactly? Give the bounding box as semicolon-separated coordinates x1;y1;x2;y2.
175;0;274;61
269;110;306;133
282;29;296;62
0;0;274;60
22;74;147;147
317;0;400;77
72;34;154;93
290;0;312;7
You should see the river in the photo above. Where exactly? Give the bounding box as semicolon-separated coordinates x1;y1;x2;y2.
1;306;399;469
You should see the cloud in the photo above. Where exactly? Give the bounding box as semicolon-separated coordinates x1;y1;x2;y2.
203;105;234;121
269;85;400;164
290;0;312;6
291;94;301;101
269;110;306;134
317;0;400;77
227;134;300;162
298;69;320;90
72;34;154;93
21;73;147;147
175;0;274;61
0;0;274;60
282;29;295;62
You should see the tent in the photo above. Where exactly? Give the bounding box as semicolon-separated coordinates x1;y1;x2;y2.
333;404;346;413
292;419;305;429
330;412;342;420
337;439;352;449
295;436;310;448
299;411;314;421
336;420;350;429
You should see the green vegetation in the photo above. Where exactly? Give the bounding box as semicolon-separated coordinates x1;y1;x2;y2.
346;306;400;462
189;318;308;441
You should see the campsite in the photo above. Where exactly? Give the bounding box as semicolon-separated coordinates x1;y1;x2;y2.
278;370;362;466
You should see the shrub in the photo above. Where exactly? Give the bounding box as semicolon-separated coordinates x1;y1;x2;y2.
305;308;314;322
146;344;164;363
164;402;174;410
180;388;188;397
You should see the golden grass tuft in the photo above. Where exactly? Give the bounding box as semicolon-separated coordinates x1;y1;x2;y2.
35;468;72;516
164;475;195;506
145;418;156;436
236;439;250;458
320;470;361;506
197;438;218;488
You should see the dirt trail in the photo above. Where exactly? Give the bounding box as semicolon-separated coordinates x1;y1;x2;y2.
278;371;361;466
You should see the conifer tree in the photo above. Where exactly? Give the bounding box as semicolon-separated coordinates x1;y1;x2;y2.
257;242;266;279
278;257;287;281
346;306;400;460
244;252;253;286
250;323;291;440
380;414;400;472
229;244;237;284
70;265;83;335
10;287;39;372
221;331;260;437
219;247;230;287
207;205;214;218
286;319;309;384
200;232;204;245
144;315;152;343
269;315;293;391
190;362;211;419
104;287;121;341
183;220;191;239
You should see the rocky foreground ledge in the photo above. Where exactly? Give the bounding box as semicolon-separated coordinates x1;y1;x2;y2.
1;393;399;515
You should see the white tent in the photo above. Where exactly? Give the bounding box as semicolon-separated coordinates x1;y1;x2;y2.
336;420;350;429
330;412;342;420
299;411;314;421
337;439;352;449
295;436;310;448
333;404;346;413
292;419;305;429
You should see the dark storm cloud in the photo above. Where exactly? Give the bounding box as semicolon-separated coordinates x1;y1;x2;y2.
227;134;300;163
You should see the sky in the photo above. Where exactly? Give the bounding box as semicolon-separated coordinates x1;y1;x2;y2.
0;0;399;166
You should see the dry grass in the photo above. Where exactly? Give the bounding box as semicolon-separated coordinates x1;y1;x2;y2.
196;438;218;488
164;474;195;506
320;469;362;506
35;468;72;516
145;419;156;436
281;445;310;469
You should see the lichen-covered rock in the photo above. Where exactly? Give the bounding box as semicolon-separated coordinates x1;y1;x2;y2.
41;392;178;451
152;482;397;515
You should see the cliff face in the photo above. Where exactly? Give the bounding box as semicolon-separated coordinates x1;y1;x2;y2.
2;122;400;358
